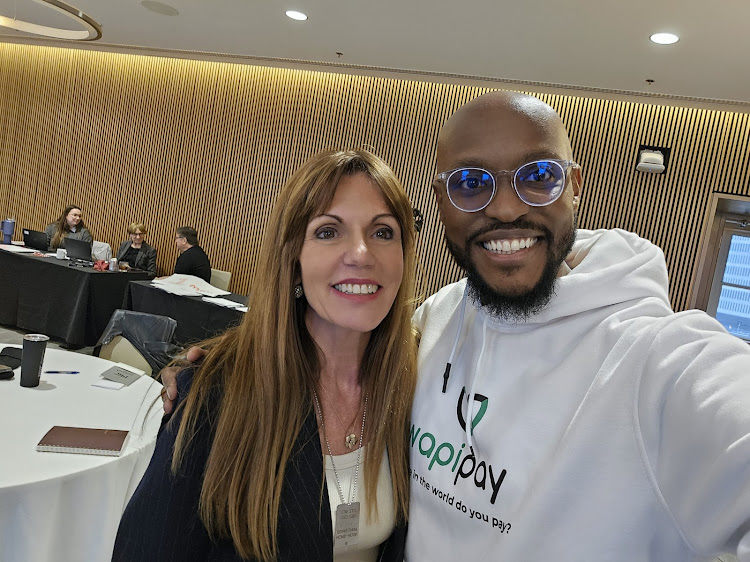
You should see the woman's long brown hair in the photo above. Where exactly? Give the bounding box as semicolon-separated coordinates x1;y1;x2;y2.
50;205;86;249
171;149;418;560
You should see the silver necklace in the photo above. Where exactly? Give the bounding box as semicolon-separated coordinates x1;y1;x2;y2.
312;389;367;505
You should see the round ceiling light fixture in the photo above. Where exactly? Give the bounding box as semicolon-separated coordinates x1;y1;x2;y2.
141;1;179;16
286;10;308;21
0;0;102;40
650;32;679;45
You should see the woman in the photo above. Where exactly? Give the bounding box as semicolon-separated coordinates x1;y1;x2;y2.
117;222;157;276
113;149;418;561
45;205;93;250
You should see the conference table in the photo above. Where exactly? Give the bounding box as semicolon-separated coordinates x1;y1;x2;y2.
0;247;151;347
123;280;247;345
0;345;162;562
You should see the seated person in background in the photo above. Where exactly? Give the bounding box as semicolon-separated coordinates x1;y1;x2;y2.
117;222;157;276
45;205;93;250
174;226;211;282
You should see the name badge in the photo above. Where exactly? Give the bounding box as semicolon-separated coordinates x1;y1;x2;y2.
334;502;360;553
101;365;141;386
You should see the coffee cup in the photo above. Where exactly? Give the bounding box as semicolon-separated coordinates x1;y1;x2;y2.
56;248;67;259
20;334;50;388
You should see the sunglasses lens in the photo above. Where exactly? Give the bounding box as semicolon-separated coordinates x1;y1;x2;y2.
515;160;566;205
447;168;494;211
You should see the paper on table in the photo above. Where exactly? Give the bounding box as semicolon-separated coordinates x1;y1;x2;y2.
114;362;145;376
0;244;35;253
92;379;124;390
201;296;244;309
101;366;141;387
151;283;203;297
152;274;230;297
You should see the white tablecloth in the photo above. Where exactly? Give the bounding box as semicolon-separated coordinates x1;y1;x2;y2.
0;345;162;562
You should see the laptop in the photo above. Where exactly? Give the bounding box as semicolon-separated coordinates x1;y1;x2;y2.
65;238;93;264
22;229;49;251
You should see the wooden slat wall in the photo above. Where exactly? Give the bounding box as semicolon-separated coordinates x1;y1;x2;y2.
1;43;749;311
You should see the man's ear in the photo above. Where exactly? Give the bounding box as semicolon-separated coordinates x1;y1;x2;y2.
432;182;443;210
571;166;582;210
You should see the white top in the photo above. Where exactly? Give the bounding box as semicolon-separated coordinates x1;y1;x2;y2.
0;345;162;562
406;229;750;561
325;446;395;561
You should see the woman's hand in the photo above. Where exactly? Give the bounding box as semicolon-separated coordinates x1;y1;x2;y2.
159;346;207;414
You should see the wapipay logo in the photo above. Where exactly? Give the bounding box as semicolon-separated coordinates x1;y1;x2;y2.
410;387;512;533
456;386;488;432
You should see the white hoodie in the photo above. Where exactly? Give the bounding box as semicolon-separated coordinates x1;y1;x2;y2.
406;229;750;561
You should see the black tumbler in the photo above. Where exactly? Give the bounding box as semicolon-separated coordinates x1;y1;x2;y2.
20;334;49;388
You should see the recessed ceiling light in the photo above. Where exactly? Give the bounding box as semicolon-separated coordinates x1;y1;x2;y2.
286;10;308;21
141;1;179;16
650;32;679;45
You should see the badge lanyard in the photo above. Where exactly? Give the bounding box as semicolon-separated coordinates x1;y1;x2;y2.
313;390;368;554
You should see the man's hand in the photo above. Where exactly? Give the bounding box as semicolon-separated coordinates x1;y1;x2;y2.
160;346;207;414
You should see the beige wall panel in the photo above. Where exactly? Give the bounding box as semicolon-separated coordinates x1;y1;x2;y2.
1;43;749;311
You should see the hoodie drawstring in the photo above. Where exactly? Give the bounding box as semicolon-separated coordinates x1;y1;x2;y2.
440;282;487;456
442;283;469;393
465;314;488;457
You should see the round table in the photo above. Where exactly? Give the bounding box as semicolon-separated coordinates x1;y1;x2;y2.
0;345;163;562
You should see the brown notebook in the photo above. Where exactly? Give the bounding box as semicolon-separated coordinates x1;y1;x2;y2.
36;426;129;457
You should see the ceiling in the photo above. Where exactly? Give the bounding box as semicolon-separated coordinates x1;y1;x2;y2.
1;0;749;110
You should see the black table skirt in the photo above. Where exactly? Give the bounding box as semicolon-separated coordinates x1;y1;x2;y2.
0;249;151;346
123;280;246;346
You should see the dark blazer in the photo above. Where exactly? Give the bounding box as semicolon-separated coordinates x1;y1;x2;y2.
117;240;157;276
113;371;406;561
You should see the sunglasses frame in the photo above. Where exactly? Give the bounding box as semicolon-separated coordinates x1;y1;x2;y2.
436;159;579;213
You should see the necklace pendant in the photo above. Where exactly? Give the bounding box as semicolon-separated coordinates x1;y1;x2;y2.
345;434;357;449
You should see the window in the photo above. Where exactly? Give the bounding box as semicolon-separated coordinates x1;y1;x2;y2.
690;193;750;343
706;227;750;342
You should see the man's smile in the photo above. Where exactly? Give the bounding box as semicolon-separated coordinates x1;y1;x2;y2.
481;237;539;255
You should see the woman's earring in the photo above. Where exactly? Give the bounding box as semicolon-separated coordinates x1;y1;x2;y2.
294;284;304;299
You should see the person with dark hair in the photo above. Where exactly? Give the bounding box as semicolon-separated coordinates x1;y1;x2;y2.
114;149;417;561
174;226;211;282
406;91;750;561
45;205;93;250
117;222;157;276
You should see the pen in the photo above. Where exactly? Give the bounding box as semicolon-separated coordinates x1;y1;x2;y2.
44;370;80;374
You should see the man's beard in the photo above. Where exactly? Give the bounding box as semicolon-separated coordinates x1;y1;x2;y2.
445;216;577;322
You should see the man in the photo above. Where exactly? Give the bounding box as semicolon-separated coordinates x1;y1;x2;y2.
406;92;750;560
163;92;750;560
174;226;211;283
